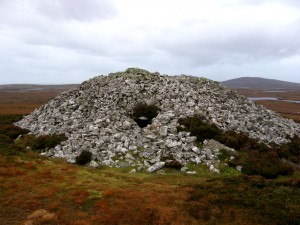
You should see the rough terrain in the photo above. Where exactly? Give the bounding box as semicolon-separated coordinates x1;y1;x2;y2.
15;68;300;172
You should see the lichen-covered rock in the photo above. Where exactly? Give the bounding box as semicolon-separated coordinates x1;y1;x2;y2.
15;68;300;172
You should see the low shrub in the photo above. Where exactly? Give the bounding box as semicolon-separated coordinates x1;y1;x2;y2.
177;114;222;142
32;134;67;150
0;140;23;156
177;114;297;178
216;130;268;152
0;114;24;125
217;149;230;160
75;151;92;165
279;136;300;163
187;175;300;225
0;124;29;139
0;134;13;144
241;151;294;179
17;134;67;151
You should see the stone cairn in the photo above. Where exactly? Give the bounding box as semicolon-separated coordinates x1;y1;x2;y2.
15;68;300;173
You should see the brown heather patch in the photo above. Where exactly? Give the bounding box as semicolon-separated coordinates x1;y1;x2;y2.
236;88;300;122
0;147;299;224
0;103;42;115
0;90;62;115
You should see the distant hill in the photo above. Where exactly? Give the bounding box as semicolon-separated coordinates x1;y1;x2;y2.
0;84;78;92
221;77;300;90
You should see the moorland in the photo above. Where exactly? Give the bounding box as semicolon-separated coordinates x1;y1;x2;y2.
0;85;299;225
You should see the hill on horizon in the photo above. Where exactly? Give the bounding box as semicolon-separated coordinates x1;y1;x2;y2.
0;84;78;92
222;77;300;90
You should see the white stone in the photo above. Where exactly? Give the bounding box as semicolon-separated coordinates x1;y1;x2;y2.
130;169;136;173
146;162;165;173
125;153;135;160
186;171;197;175
159;126;168;137
165;140;181;148
195;157;201;164
181;166;189;172
236;166;242;171
191;146;200;154
89;160;99;168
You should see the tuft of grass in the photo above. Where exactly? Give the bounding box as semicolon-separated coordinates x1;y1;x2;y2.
217;148;230;160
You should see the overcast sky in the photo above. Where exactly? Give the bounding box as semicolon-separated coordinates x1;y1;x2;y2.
0;0;299;84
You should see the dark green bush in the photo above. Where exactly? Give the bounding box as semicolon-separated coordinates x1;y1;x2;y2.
0;117;29;155
278;162;295;176
177;114;297;179
75;150;92;165
241;151;294;179
0;134;13;144
177;114;222;142
282;136;300;163
0;114;67;155
0;114;24;125
0;134;24;155
217;149;230;160
216;130;268;152
32;134;67;150
0;124;29;139
17;134;67;151
130;102;160;128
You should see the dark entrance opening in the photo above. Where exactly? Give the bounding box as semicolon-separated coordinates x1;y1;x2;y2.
135;117;150;128
130;102;160;128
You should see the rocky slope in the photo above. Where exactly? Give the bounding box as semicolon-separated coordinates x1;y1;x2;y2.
15;68;300;173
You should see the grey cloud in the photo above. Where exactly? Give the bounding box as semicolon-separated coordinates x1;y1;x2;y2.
35;0;117;21
0;0;117;23
0;0;299;84
239;0;300;7
151;19;300;67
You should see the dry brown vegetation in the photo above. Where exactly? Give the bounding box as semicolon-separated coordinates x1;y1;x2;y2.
0;146;299;224
0;143;298;225
0;91;61;115
235;89;300;123
0;89;299;224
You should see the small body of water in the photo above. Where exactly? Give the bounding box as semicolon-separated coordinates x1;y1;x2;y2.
249;97;278;101
248;97;300;104
263;91;287;93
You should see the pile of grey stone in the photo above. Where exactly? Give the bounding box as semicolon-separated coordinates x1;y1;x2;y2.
15;68;300;173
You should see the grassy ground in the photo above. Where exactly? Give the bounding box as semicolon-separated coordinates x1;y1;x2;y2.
0;90;299;224
1;147;299;224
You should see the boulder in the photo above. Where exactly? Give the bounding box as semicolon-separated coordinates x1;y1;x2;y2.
146;162;166;173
